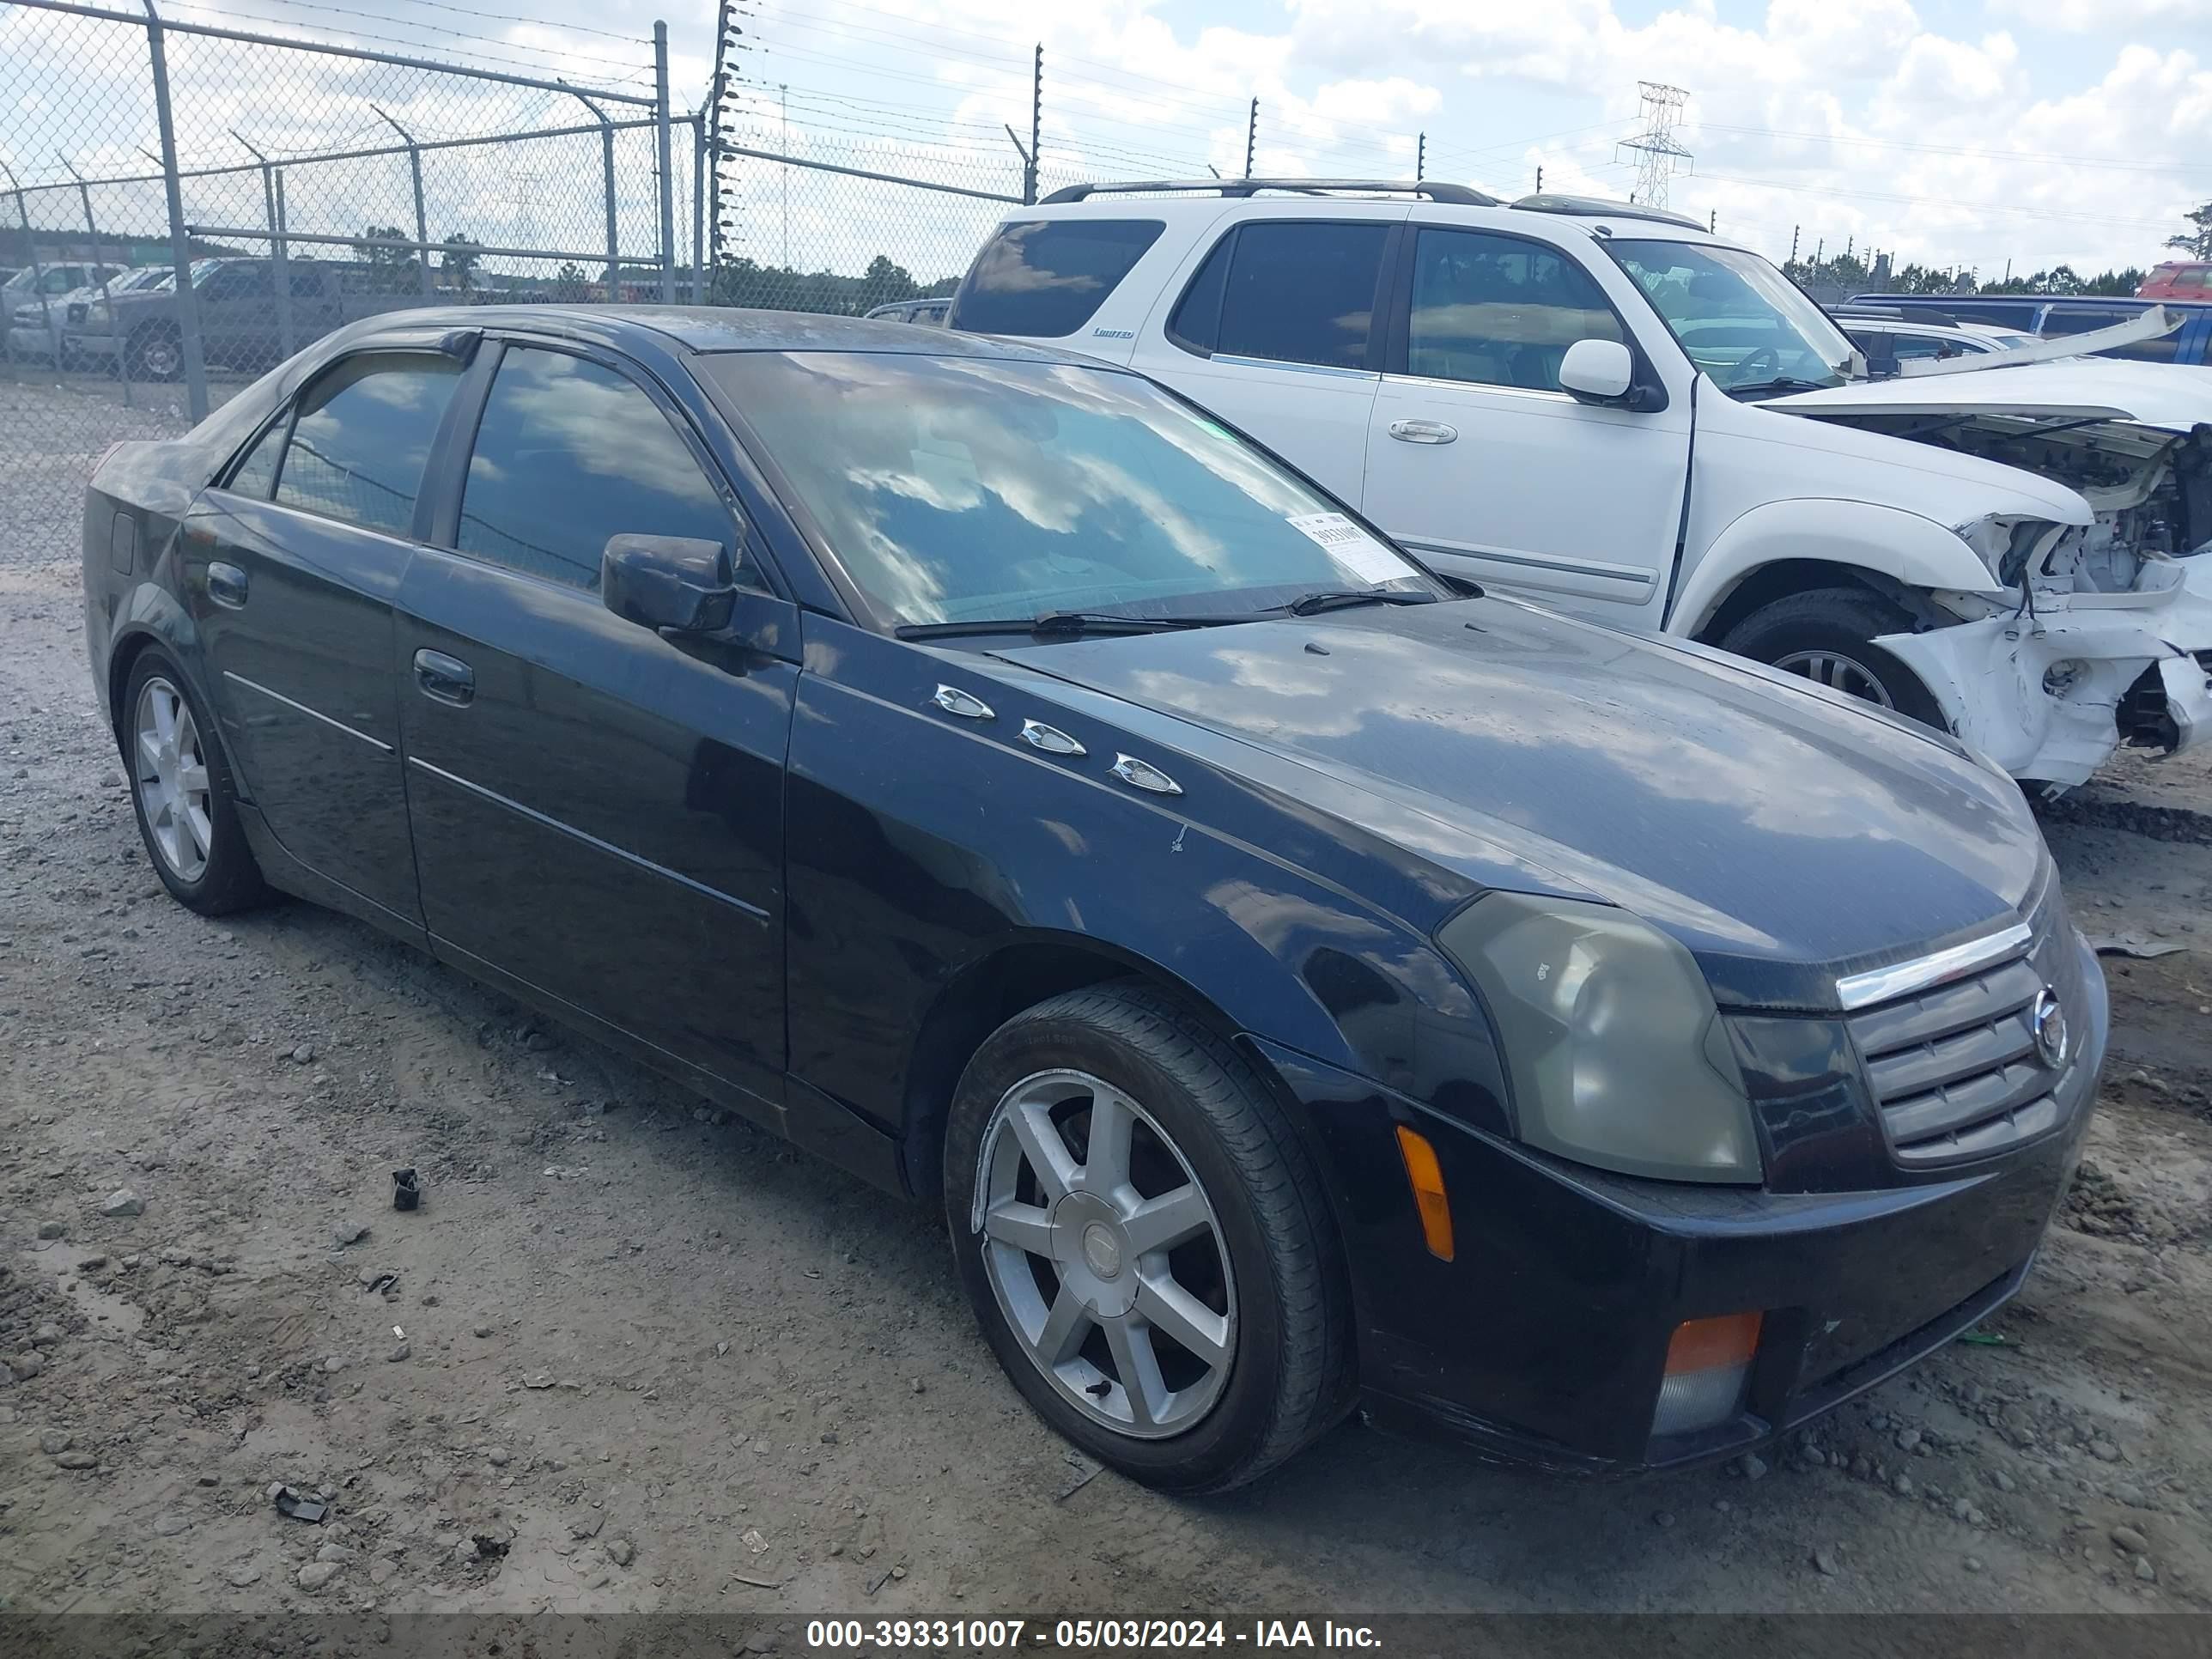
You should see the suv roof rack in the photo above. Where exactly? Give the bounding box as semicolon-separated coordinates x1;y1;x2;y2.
1510;193;1708;233
1039;178;1499;207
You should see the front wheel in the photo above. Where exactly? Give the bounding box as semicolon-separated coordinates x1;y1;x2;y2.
944;985;1352;1493
125;325;182;382
1718;586;1947;729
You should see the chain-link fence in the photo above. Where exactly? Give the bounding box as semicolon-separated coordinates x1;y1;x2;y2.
1;0;700;566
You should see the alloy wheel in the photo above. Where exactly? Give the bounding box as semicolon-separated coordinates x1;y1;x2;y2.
134;676;213;882
1772;647;1895;708
973;1068;1237;1439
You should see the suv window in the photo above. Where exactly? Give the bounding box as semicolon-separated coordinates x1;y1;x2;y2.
455;345;735;592
272;353;460;537
1888;331;1963;361
1404;227;1624;391
949;219;1164;337
1176;221;1389;371
204;263;272;301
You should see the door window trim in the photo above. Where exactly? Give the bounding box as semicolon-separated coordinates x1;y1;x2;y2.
423;332;778;602
1164;217;1401;374
1380;221;1657;402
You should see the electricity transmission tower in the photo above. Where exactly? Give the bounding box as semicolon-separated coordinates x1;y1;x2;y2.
1618;82;1692;207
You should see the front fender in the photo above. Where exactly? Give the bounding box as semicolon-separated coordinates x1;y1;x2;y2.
781;621;1510;1141
1671;497;2009;637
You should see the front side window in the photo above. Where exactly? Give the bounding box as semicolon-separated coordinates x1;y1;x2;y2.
948;219;1164;337
273;354;459;536
457;346;734;592
704;350;1432;629
1208;222;1389;371
1406;228;1626;391
1608;240;1853;395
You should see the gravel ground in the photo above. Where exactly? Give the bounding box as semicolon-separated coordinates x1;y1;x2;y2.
3;556;2212;1620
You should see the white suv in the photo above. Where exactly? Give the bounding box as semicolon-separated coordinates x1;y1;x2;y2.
947;180;2212;789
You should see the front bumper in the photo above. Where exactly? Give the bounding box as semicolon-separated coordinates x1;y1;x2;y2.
1875;562;2212;787
61;328;121;359
1249;936;2106;1477
6;323;62;359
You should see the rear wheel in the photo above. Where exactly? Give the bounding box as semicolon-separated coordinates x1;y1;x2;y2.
123;652;270;915
1719;586;1946;728
944;985;1352;1493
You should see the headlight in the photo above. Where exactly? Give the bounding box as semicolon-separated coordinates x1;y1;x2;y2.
1437;893;1760;1184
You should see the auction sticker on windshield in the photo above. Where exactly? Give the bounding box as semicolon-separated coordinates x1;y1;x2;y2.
1286;513;1407;586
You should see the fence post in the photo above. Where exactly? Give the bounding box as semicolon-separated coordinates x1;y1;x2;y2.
374;106;434;298
690;113;707;301
1;164;48;387
143;0;208;420
1415;132;1425;183
569;91;620;298
1026;46;1041;206
233;132;294;358
59;156;133;407
654;21;677;303
1244;98;1257;178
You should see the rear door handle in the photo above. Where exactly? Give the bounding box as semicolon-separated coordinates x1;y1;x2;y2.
412;648;475;707
1388;419;1458;445
207;562;248;609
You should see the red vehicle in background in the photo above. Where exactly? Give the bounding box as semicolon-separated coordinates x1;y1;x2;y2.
2140;262;2212;299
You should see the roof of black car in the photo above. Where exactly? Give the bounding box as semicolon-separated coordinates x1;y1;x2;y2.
356;304;1084;362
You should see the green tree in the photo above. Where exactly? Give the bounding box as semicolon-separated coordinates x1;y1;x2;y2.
439;232;483;294
552;261;591;301
352;223;422;292
2166;201;2212;262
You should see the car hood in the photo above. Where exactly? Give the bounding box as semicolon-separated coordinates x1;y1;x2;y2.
1768;358;2212;435
991;599;2047;1010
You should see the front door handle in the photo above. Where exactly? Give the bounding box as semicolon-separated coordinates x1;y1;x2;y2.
412;648;475;707
1388;419;1458;445
207;562;248;609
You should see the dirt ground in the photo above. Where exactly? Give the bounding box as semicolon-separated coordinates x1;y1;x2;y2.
4;556;2211;1620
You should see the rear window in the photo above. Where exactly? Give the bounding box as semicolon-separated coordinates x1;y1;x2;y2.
948;219;1163;337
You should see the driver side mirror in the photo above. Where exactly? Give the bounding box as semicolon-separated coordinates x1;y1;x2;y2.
1559;338;1636;405
602;533;737;634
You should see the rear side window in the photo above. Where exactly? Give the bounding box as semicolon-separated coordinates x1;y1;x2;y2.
455;345;735;593
949;219;1163;337
1180;222;1389;371
273;353;460;537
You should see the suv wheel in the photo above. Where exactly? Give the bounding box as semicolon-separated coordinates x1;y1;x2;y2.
1720;586;1946;728
123;652;270;915
944;985;1352;1493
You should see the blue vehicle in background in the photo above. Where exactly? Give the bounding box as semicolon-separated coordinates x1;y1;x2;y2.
1848;292;2212;366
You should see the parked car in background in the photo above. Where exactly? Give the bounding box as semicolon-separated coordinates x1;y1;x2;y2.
2139;263;2211;301
1832;307;2035;374
14;264;174;367
4;259;128;363
82;305;2104;1492
863;296;951;325
66;255;434;381
1848;291;2212;367
950;181;2212;791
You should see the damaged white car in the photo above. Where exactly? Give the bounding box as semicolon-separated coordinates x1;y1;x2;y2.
947;183;2212;789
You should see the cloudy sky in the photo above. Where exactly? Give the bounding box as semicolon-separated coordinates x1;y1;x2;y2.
3;0;2208;285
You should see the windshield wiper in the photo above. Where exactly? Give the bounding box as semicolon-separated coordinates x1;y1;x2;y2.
1280;587;1440;617
893;611;1235;641
1727;375;1837;400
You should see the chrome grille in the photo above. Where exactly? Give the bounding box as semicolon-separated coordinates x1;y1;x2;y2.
1845;887;2082;1167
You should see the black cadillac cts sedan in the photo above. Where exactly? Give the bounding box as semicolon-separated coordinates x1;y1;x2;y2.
82;308;2104;1492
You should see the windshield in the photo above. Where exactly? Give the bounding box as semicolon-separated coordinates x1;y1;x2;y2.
705;351;1434;629
1607;240;1854;394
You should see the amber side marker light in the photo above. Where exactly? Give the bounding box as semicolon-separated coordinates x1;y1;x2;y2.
1393;1124;1455;1261
1652;1311;1764;1437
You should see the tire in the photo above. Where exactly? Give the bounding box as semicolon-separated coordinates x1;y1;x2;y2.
125;325;182;383
1718;586;1947;728
120;651;270;915
944;983;1352;1494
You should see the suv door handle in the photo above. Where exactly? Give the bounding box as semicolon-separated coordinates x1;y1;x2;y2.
207;562;248;609
1388;419;1458;445
412;648;475;707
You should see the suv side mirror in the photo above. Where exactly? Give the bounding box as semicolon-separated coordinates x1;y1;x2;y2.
1559;338;1635;404
602;533;737;634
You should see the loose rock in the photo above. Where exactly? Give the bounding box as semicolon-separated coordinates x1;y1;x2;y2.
100;1188;143;1218
606;1539;635;1567
1812;1547;1841;1577
295;1561;341;1591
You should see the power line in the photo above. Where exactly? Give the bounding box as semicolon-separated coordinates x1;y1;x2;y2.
1685;120;2212;179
